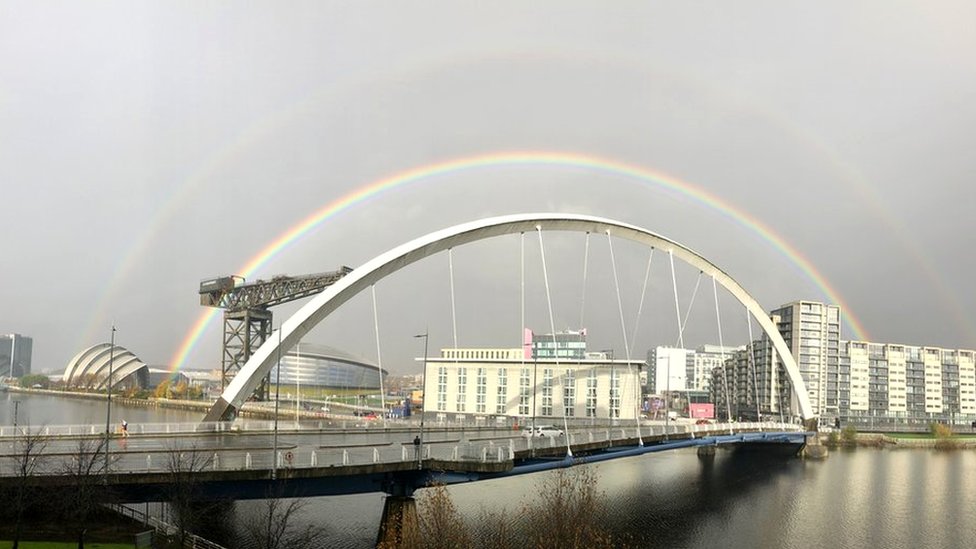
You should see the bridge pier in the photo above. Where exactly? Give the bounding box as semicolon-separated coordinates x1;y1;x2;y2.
697;445;716;459
376;495;420;549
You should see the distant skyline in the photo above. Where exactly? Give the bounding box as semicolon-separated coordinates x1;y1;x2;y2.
2;3;974;374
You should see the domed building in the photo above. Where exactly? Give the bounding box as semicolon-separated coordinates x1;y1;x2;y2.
271;343;387;390
62;343;149;390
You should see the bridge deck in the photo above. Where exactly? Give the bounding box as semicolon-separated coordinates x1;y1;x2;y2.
0;421;808;501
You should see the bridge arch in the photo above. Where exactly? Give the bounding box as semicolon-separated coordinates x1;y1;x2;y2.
204;213;814;422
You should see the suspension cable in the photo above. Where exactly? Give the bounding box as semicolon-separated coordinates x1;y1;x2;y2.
668;250;684;349
578;232;590;333
606;231;643;445
371;284;386;423
449;248;458;350
628;248;655;359
520;232;525;354
536;225;572;457
520;233;528;430
746;306;761;426
712;276;733;430
674;271;703;347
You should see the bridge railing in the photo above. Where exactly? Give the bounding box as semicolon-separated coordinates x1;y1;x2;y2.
0;421;800;477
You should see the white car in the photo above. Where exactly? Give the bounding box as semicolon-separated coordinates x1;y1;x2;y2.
522;425;564;438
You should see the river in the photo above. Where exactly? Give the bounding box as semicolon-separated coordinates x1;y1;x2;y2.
3;392;974;549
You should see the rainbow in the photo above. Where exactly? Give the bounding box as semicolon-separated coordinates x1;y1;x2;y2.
168;150;869;372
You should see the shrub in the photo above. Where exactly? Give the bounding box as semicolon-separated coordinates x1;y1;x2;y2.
415;467;629;549
417;483;470;549
930;422;958;450
840;425;858;445
825;431;841;447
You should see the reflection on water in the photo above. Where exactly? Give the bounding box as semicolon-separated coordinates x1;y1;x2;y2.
0;392;202;427
295;447;976;549
4;394;974;549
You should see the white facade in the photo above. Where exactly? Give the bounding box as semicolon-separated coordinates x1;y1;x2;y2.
887;346;907;413
652;347;689;394
770;301;841;417
693;345;742;392
423;349;643;421
960;351;976;415
848;343;869;412
839;341;976;423
923;347;943;414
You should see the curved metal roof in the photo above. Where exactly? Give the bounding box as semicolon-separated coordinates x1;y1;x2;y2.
63;343;148;390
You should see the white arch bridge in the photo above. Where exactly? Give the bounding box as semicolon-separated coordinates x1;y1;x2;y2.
203;212;816;427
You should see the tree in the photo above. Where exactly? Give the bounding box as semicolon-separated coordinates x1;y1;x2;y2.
18;374;49;389
236;491;328;549
56;437;115;546
164;443;215;546
154;379;171;399
1;426;50;548
522;467;622;549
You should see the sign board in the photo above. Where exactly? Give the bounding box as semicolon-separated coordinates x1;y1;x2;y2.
688;403;715;419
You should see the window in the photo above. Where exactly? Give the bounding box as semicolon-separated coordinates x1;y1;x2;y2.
542;368;553;416
476;367;487;413
564;369;576;416
496;368;508;414
586;369;598;417
456;367;467;412
437;366;447;412
519;368;531;415
610;369;620;418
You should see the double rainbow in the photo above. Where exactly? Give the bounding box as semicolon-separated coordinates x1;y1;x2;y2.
168;150;867;372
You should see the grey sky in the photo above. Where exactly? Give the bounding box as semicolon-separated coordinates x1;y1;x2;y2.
2;2;974;375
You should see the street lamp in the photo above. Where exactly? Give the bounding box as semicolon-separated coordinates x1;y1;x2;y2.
414;332;429;469
104;325;116;478
272;326;282;480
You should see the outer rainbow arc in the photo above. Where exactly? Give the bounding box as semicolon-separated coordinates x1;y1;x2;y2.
168;150;867;373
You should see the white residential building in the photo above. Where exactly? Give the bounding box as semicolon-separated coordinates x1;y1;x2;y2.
422;348;643;421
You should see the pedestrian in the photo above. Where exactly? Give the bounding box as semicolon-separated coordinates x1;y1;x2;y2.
121;419;129;437
413;435;421;461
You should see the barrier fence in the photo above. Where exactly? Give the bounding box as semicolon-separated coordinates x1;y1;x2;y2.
0;422;800;477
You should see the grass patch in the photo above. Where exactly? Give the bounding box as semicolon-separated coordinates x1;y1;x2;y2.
886;432;976;440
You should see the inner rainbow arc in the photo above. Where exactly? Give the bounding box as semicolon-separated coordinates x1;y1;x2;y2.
168;150;867;373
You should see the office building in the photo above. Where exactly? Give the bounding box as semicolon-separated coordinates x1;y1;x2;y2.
1;333;32;378
529;328;587;360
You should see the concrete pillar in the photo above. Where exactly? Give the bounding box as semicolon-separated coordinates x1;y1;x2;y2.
375;496;420;549
697;445;716;459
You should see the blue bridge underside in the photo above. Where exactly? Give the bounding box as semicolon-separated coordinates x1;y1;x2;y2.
434;431;809;486
103;431;808;502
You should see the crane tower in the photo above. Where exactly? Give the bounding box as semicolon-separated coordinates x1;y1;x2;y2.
199;266;352;399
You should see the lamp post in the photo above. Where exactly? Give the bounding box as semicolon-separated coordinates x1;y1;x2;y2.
272;326;282;480
103;325;116;478
296;342;301;422
414;332;429;469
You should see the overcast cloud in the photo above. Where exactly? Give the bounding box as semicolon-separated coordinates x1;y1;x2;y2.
2;2;974;375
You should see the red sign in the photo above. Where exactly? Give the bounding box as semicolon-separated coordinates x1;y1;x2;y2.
688;403;714;419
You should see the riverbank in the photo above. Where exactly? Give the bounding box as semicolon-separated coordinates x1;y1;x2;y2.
5;387;321;421
819;432;976;449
